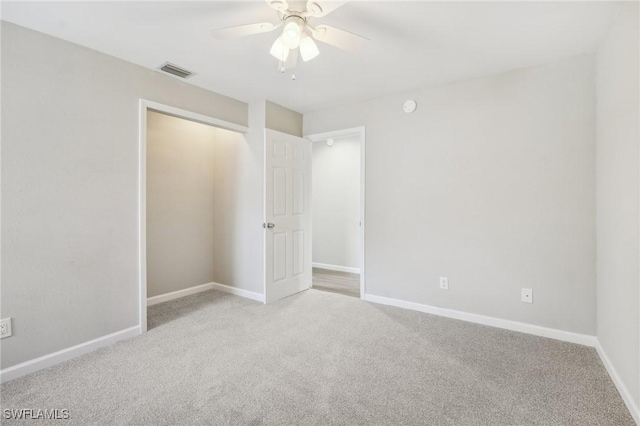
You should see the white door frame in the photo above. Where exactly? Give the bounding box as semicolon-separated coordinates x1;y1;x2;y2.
304;126;366;299
137;99;249;332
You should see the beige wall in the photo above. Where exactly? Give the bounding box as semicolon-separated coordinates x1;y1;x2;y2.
595;2;640;412
0;22;248;369
146;111;253;299
312;136;361;269
266;101;303;137
147;111;216;297
304;55;597;335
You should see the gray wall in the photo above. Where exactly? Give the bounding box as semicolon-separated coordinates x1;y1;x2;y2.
304;55;597;335
212;101;265;293
312;136;361;269
266;101;303;137
229;100;303;294
0;22;247;369
595;3;640;409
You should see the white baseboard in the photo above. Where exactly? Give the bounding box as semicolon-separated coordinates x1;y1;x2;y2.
363;294;597;347
209;282;265;303
0;326;140;384
364;293;638;423
0;283;264;385
147;282;216;306
312;262;360;274
148;282;264;306
595;340;640;425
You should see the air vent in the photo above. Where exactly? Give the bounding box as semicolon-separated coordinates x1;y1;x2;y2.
159;62;193;79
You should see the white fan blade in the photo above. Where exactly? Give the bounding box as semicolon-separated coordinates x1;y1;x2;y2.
311;24;368;53
265;0;289;12
210;22;281;40
306;1;345;17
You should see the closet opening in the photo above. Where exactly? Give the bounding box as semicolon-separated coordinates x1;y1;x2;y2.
138;100;249;332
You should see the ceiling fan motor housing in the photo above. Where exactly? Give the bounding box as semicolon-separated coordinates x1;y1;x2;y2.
282;16;305;49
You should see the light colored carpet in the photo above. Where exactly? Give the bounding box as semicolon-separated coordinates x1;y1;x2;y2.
0;289;634;425
312;267;360;298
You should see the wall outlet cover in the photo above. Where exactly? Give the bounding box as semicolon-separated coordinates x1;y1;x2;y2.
439;277;449;290
0;318;12;338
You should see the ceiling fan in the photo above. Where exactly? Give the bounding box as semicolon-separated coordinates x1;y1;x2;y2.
210;0;368;78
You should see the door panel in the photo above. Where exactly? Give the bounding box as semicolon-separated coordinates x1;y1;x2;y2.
273;231;287;282
293;169;304;215
292;230;304;276
264;129;312;303
273;167;287;216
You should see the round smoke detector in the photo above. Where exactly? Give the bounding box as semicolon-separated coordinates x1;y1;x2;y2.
403;99;417;113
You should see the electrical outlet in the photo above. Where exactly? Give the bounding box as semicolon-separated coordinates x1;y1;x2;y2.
439;277;449;290
0;318;12;338
521;288;533;304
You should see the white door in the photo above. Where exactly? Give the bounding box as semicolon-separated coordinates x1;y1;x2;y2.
264;129;312;303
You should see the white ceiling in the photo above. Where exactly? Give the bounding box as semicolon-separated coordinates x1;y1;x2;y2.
2;1;619;113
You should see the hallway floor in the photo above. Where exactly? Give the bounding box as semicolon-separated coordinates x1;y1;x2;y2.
312;267;360;298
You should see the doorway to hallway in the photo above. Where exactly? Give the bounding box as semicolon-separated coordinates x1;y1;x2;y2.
306;127;365;299
312;268;360;298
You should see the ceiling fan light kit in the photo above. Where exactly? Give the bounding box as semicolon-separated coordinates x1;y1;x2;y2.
299;34;319;62
270;36;289;61
211;0;368;79
282;19;302;48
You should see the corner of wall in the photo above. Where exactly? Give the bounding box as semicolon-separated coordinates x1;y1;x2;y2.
594;1;640;420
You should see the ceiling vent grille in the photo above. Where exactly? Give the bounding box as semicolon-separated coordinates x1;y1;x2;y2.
159;62;193;79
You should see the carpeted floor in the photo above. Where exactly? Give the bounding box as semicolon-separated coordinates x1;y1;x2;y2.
0;289;634;425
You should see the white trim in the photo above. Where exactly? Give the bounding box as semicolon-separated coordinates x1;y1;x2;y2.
1;281;263;384
364;293;639;422
147;282;265;305
142;100;249;134
364;294;597;347
305;127;365;143
0;326;140;384
138;100;148;333
262;127;268;304
138;99;250;332
305;126;366;300
360;127;366;300
209;282;265;303
312;262;360;274
147;282;217;306
595;340;640;424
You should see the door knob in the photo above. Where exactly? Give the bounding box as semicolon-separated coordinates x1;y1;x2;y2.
263;222;275;229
